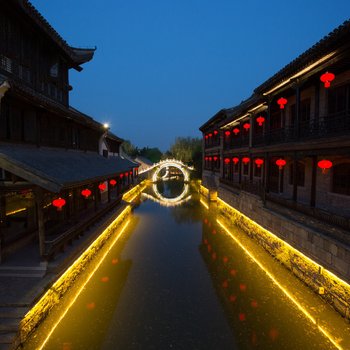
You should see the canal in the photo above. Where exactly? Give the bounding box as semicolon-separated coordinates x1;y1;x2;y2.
23;180;350;350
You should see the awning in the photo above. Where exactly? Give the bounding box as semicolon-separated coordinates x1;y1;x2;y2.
0;144;136;193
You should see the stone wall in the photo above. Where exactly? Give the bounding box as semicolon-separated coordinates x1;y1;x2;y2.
217;184;350;319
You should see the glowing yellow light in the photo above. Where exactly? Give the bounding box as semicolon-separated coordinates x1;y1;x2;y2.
200;199;209;210
36;219;131;350
217;219;343;350
122;181;147;203
6;207;26;216
262;52;336;96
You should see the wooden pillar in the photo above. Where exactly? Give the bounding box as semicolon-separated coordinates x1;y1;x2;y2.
249;155;253;182
292;152;298;202
249;114;253;148
107;180;111;203
310;155;317;207
263;153;269;193
35;188;45;258
0;193;6;263
238;156;242;185
266;98;271;144
93;183;99;212
295;84;301;139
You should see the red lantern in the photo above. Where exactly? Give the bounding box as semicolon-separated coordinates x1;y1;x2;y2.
318;159;333;174
209;157;212;161
224;158;230;164
277;97;288;109
120;173;124;178
98;183;106;191
255;158;264;168
225;130;231;136
129;171;133;175
320;72;335;88
205;135;208;139
232;157;239;164
213;130;218;135
209;133;213;137
125;172;129;176
242;157;250;164
256;116;265;126
243;123;250;131
81;188;92;198
52;197;66;211
213;156;218;161
276;159;286;170
109;179;117;186
233;128;240;135
205;156;208;161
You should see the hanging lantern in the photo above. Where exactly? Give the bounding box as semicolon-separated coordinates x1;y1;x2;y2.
233;127;240;135
275;159;286;170
318;159;333;174
120;173;124;178
255;158;264;168
209;157;212;161
224;158;230;164
98;183;106;191
129;171;133;175
209;133;213;137
232;157;239;164
242;157;250;164
52;197;66;211
213;130;218;135
125;172;129;176
81;188;92;198
243;123;250;131
109;179;117;186
277;97;288;109
225;130;231;136
205;156;208;161
320;72;335;88
205;135;208;139
213;156;218;161
256;116;265;126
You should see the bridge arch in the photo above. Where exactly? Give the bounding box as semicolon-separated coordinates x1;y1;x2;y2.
151;160;191;182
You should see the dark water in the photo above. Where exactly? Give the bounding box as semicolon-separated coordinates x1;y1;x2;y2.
23;181;350;350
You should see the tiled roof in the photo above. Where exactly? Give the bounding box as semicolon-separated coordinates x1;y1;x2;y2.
0;144;136;193
16;0;95;67
254;19;350;94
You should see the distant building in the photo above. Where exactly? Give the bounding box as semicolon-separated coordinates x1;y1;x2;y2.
134;156;154;173
200;20;350;279
0;1;138;261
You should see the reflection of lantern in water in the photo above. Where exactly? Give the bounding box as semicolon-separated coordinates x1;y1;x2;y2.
222;280;228;288
229;295;237;302
251;300;258;308
230;269;237;276
239;313;246;321
223;256;228;263
239;284;247;292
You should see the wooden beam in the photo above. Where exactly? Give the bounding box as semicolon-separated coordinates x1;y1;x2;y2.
35;188;45;258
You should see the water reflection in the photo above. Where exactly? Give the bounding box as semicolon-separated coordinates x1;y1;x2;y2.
141;180;192;207
200;214;336;350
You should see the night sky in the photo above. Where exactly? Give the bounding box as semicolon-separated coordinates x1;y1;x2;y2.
30;0;350;151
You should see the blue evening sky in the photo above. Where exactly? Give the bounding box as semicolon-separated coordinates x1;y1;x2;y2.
30;0;350;151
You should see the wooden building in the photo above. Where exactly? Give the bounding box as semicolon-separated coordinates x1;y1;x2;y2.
0;0;138;262
200;20;350;231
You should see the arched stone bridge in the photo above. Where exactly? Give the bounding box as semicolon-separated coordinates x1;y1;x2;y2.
138;159;194;182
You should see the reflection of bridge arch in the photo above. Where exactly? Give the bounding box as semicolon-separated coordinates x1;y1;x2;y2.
142;182;191;207
138;159;194;183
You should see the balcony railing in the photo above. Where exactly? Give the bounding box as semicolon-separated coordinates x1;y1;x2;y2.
224;111;350;150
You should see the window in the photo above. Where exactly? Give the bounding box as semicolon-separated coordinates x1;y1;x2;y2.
333;163;350;196
328;84;348;114
289;161;305;187
0;55;12;73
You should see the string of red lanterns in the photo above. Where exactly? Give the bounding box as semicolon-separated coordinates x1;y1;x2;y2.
275;159;286;170
277;97;288;109
320;72;335;88
318;159;333;174
256;116;265;126
52;197;66;211
255;158;264;168
233;128;240;135
243;123;250;131
81;188;92;198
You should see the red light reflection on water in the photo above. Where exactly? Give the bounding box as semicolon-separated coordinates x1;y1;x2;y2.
269;328;279;341
112;258;119;265
239;313;246;321
86;302;95;310
101;276;109;283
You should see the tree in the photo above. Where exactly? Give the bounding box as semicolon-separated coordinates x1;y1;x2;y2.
121;140;139;157
139;147;163;163
169;137;202;178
